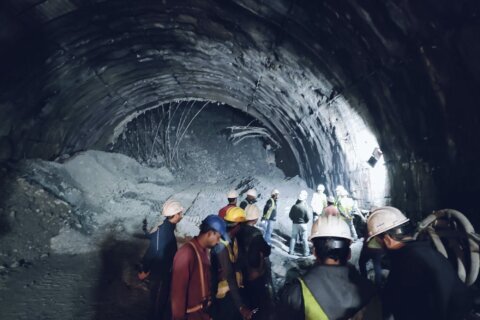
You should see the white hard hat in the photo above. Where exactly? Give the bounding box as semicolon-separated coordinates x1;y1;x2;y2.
227;190;238;198
246;189;257;198
327;196;335;203
245;204;261;221
335;185;345;192
298;190;308;201
367;206;409;241
317;184;325;192
310;215;352;241
271;189;280;195
162;200;184;217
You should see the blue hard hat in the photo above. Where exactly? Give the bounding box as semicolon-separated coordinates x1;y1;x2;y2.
201;215;227;239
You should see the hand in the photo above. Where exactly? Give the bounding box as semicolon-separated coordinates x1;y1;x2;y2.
239;306;254;320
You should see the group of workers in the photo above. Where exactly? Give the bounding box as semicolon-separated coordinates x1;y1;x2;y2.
138;186;473;320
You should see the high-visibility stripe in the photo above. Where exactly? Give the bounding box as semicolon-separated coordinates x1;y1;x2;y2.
298;278;329;320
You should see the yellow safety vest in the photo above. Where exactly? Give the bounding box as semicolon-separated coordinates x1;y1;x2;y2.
298;278;328;320
216;238;244;299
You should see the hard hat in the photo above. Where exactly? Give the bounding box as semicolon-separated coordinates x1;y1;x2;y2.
367;206;410;241
317;184;325;192
271;189;280;195
162;200;184;217
298;190;308;201
224;206;247;223
246;189;257;198
310;215;352;241
227;190;238;198
245;204;261;221
327;196;335;203
201;215;227;239
335;185;345;192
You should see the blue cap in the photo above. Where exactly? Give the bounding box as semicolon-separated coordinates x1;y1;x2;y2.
201;215;228;239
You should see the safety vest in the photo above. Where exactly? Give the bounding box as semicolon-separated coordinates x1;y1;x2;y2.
263;198;276;220
336;197;354;219
216;238;244;299
298;278;329;320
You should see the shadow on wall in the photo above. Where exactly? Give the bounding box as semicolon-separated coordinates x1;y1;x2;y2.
94;235;150;320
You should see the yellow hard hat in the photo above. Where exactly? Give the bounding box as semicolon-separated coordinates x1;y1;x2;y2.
224;206;246;223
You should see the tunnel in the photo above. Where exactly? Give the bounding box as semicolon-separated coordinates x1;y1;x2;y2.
0;0;479;319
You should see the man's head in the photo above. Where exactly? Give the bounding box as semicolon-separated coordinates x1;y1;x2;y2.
367;206;414;250
317;184;325;193
271;189;280;200
224;206;247;230
298;190;308;201
246;189;257;201
310;216;352;265
199;215;227;248
227;190;238;205
162;200;184;224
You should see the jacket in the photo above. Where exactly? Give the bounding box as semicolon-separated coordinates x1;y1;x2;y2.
240;198;256;210
382;241;472;320
289;200;310;224
322;205;340;217
236;224;271;280
171;238;212;320
141;219;177;281
311;192;327;215
262;198;277;221
280;264;381;320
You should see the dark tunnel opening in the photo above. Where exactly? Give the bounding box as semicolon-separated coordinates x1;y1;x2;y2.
0;0;480;319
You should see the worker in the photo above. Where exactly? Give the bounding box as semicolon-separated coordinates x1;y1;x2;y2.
219;190;238;219
138;199;184;320
367;206;472;320
240;189;257;209
288;190;310;256
262;189;279;245
322;196;339;217
359;211;385;287
335;186;358;240
170;215;227;320
310;184;327;222
211;207;253;320
280;215;381;320
237;204;273;320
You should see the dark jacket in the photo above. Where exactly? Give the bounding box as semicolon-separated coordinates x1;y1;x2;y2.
382;241;472;320
236;224;271;274
280;264;381;320
141;219;177;280
289;200;309;224
262;198;277;221
240;198;256;209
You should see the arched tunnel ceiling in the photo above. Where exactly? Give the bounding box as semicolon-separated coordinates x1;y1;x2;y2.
1;0;480;223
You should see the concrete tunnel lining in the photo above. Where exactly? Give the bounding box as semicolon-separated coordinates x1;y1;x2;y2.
0;0;393;209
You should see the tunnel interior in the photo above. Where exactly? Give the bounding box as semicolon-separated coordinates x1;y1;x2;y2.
0;0;479;318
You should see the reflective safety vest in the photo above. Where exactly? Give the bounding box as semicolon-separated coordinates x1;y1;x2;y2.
336;196;354;219
298;278;329;320
216;238;244;299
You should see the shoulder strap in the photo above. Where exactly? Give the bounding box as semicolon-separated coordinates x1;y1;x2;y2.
298;278;329;320
187;241;207;300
